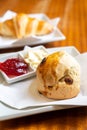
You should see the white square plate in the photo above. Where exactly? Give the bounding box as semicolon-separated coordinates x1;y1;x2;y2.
0;10;65;49
0;46;80;121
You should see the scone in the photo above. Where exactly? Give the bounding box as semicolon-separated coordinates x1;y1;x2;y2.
36;51;80;100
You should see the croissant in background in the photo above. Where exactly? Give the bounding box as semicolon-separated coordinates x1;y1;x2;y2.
0;13;54;38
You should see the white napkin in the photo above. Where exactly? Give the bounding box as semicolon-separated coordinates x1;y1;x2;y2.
0;10;65;48
76;53;87;96
0;52;87;109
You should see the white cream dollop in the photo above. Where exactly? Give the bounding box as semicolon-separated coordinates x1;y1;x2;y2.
24;48;48;69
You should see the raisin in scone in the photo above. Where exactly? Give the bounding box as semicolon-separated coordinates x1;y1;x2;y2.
36;51;80;99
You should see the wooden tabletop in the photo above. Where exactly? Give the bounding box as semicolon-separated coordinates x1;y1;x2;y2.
0;0;87;129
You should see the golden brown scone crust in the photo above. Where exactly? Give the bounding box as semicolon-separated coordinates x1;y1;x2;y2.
36;51;80;99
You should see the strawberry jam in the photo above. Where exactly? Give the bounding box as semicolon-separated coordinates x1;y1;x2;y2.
0;58;29;78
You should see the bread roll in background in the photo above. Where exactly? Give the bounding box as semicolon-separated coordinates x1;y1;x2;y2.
0;19;16;37
36;51;80;100
0;13;53;38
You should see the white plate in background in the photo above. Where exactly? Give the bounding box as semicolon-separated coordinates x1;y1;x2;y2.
0;10;65;49
0;46;80;121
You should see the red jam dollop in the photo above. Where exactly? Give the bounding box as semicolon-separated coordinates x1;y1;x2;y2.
0;58;29;78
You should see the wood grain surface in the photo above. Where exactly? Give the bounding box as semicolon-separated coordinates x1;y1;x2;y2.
0;0;87;130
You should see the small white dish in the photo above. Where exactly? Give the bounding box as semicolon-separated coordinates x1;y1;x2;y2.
0;46;49;83
0;53;35;84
